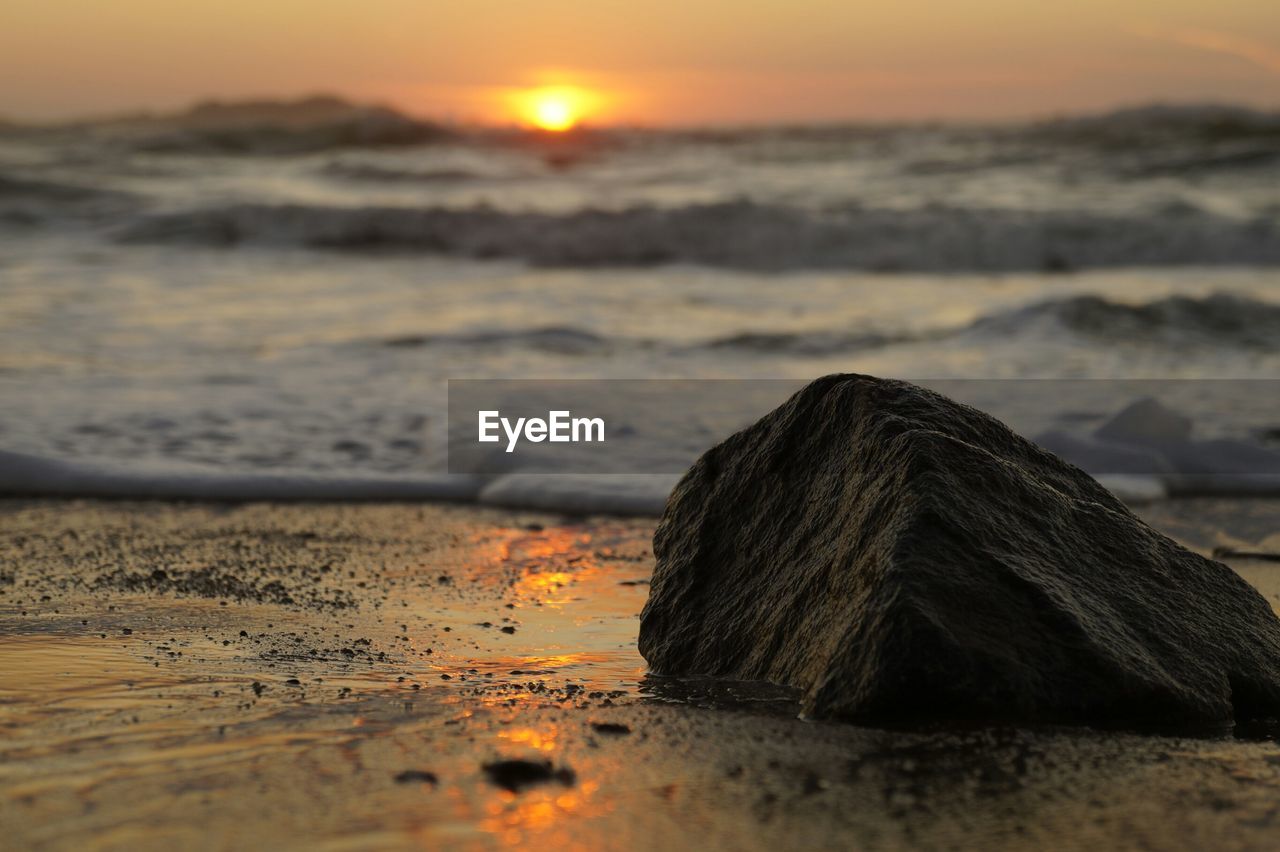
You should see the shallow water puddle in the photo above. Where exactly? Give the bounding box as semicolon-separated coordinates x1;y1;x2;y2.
393;523;652;704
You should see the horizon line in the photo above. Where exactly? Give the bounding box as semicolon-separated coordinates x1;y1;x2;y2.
4;91;1280;132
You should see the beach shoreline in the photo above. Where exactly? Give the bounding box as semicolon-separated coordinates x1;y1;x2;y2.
3;497;1280;850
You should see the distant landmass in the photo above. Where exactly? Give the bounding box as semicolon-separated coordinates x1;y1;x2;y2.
0;95;454;155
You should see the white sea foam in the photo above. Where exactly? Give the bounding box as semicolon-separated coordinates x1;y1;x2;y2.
477;474;681;515
0;450;485;502
8;388;1280;515
0;449;680;514
0;450;1181;513
1092;475;1169;503
1034;398;1280;499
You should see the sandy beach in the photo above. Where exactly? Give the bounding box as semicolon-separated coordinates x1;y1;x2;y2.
3;497;1280;851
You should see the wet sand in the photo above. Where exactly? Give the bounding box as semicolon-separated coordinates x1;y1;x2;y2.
3;499;1280;850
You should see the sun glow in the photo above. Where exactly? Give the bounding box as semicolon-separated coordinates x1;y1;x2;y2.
518;86;591;132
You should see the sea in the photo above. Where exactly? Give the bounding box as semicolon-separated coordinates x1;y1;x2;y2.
2;98;1278;510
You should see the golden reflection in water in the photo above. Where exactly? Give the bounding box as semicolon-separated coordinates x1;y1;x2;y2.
480;779;606;848
422;524;650;707
497;724;558;752
464;526;609;608
478;719;615;846
471;527;591;570
520;570;575;592
432;650;643;709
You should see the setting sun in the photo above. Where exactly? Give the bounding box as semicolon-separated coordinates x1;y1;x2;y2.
518;86;591;132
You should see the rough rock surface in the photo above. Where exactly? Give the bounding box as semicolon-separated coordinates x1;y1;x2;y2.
638;374;1280;725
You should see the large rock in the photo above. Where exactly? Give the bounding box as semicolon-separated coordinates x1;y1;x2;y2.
638;374;1280;725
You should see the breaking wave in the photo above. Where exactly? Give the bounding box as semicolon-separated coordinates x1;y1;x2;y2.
365;293;1280;360
699;329;926;356
0;173;128;203
0;171;137;225
321;162;495;183
1034;104;1280;144
381;326;610;355
965;293;1280;349
116;200;1280;272
685;293;1280;356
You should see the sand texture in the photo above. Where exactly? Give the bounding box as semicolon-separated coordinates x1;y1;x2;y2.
3;499;1280;850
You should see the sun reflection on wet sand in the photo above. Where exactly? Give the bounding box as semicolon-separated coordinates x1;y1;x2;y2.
0;506;666;849
498;724;559;752
519;569;578;601
480;778;607;849
9;501;1280;850
465;526;607;605
408;523;652;707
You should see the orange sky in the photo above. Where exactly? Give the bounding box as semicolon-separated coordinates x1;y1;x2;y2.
2;1;1278;125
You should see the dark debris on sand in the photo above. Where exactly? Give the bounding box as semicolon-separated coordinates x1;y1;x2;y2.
482;759;576;793
93;565;355;610
393;770;439;786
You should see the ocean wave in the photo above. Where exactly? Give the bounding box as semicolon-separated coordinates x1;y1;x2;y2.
382;326;610;355
699;329;924;356
1035;104;1280;144
385;326;912;358
116;200;1280;272
0;173;126;203
966;293;1280;349
321;162;494;183
128;119;450;156
1028;105;1280;178
0;172;136;226
1122;148;1280;177
691;293;1280;356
